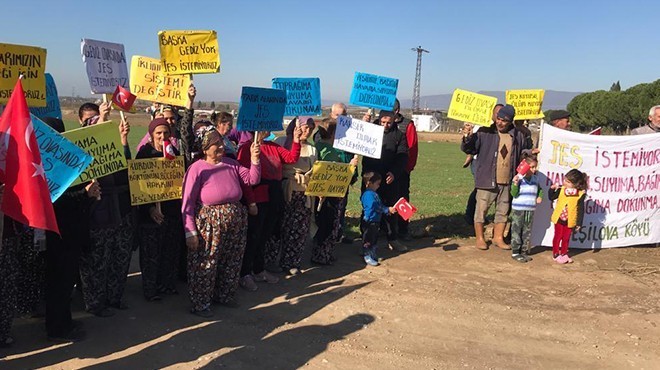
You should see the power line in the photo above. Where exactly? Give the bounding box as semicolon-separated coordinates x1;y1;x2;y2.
411;45;429;112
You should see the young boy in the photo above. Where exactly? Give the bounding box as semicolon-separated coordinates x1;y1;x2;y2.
510;153;542;262
361;172;396;266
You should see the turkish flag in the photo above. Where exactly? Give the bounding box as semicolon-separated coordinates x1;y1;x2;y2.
516;160;531;177
0;79;59;234
163;140;176;160
111;85;136;112
394;197;417;221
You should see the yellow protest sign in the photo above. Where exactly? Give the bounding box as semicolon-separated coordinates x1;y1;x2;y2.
63;121;127;186
130;55;191;107
506;89;545;120
305;161;356;198
447;89;498;127
0;42;47;107
158;30;220;75
128;157;185;206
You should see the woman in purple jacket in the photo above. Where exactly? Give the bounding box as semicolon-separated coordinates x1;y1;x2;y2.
181;128;261;317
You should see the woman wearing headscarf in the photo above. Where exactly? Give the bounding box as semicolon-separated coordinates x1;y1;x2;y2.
266;118;317;276
136;118;184;301
182;128;261;317
312;120;358;265
79;111;133;317
236;127;302;291
136;85;196;165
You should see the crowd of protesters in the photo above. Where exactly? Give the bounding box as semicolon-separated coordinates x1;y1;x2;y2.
0;90;419;346
1;88;657;347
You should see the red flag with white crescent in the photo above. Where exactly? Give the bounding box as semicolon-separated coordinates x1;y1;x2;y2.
0;78;59;234
163;139;176;160
111;85;137;112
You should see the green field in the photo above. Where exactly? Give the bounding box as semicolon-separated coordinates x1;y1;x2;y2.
343;141;474;239
64;118;474;239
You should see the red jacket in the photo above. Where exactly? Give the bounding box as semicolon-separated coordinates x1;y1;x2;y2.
237;140;301;203
396;115;418;173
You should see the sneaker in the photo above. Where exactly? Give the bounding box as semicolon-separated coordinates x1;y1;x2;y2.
512;253;528;263
563;254;573;263
0;336;14;348
555;254;568;264
341;236;354;244
363;254;379;266
109;301;129;310
287;268;301;276
48;327;86;343
190;308;214;318
265;264;284;273
388;240;408;252
253;270;279;284
214;298;240;308
88;307;115;318
399;233;413;242
239;275;258;292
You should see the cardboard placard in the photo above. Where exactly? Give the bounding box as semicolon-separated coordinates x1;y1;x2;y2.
158;30;220;75
128;156;185;205
0;42;47;107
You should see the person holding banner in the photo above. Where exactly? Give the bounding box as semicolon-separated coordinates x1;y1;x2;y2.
79;105;134;317
136;118;184;301
312;121;358;265
0;216;35;347
78;101;111;125
136;85;197;164
42;117;99;342
461;104;532;251
631;105;660;135
237;128;302;291
361;110;409;252
182;128;261;317
269;117;317;276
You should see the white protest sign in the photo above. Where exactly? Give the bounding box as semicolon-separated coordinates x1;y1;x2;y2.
334;116;384;159
81;39;129;94
531;124;660;249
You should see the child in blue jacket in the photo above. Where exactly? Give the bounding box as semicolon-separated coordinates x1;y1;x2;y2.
361;172;396;266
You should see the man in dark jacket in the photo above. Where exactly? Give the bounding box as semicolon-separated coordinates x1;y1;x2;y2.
393;99;418;240
362;110;409;252
461;104;531;250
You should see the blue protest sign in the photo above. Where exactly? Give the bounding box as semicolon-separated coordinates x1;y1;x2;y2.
349;72;398;111
236;87;287;132
29;73;62;119
272;77;321;116
32;114;94;202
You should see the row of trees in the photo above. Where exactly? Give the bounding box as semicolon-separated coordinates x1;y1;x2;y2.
548;79;660;134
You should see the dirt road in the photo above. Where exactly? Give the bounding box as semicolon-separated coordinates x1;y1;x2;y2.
2;237;659;369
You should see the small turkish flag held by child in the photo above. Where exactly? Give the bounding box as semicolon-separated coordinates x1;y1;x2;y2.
394;197;417;221
589;127;602;135
111;85;136;112
163;140;176;160
516;160;531;177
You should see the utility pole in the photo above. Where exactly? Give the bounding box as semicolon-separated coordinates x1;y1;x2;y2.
411;45;429;113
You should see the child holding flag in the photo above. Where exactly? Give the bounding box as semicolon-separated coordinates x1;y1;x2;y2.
361;172;396;266
509;153;542;263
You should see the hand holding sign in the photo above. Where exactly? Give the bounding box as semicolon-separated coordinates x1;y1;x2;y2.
85;179;101;200
394;197;417;221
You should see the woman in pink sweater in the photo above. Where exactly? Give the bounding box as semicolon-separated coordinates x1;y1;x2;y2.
181;128;261;317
